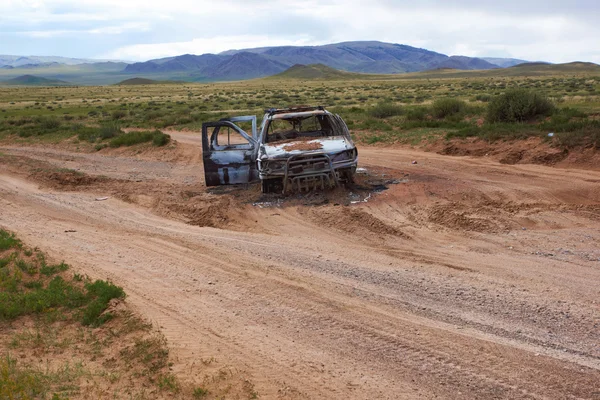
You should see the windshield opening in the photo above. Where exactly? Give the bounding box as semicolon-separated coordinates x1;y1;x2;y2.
265;114;341;144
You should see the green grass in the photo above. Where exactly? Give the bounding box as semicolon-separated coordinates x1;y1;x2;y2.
0;73;598;150
0;229;126;326
0;230;21;251
0;228;193;398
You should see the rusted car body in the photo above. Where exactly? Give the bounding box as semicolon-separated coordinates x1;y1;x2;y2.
202;106;358;193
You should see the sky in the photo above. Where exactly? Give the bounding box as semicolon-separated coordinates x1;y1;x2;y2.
1;0;599;63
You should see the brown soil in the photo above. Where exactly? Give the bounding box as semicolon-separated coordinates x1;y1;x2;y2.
1;132;600;399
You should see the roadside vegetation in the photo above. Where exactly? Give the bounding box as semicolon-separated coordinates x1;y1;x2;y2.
0;72;598;151
0;228;226;399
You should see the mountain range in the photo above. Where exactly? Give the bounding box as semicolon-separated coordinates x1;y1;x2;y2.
124;41;506;80
2;41;589;85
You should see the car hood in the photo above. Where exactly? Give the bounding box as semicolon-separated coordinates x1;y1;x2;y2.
260;136;353;160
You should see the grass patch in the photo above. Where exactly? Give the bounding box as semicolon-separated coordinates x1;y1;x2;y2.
0;229;125;326
0;228;201;398
0;230;21;251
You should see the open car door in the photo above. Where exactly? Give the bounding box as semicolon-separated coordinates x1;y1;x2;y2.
202;116;258;186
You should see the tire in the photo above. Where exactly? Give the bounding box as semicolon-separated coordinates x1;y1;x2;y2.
338;168;355;184
261;178;283;194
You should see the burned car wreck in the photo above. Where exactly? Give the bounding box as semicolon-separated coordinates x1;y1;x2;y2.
202;106;358;193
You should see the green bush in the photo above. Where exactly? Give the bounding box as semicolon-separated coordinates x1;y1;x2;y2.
109;131;152;147
474;94;492;102
487;89;554;123
554;129;600;149
75;125;102;142
109;130;170;148
431;98;466;119
152;132;171;146
368;103;403;119
405;107;428;121
99;122;122;139
37;116;61;130
81;280;126;326
111;110;127;120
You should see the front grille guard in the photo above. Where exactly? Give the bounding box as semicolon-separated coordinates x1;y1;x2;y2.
282;153;339;193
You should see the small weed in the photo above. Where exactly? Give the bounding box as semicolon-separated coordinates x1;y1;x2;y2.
193;387;209;398
15;259;37;275
157;373;180;393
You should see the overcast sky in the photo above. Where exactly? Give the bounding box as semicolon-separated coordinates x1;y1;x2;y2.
1;0;599;63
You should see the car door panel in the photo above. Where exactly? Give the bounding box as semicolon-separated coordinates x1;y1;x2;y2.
201;117;258;186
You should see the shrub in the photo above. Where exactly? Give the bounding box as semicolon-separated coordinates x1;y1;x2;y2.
431;98;466;119
152;132;170;146
82;280;126;326
109;131;152;147
109;130;170;148
554;129;600;149
99;122;122;139
37;117;61;130
111;110;127;120
474;94;492;102
368;103;403;119
405;107;428;121
487;89;554;123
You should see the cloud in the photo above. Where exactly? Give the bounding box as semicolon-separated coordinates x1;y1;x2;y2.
0;0;598;64
16;22;151;38
103;35;324;60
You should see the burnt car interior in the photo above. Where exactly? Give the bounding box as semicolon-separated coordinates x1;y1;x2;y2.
266;114;338;143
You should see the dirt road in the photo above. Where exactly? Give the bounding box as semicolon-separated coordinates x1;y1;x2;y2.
1;136;599;399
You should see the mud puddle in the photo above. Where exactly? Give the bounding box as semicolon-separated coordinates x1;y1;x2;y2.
223;167;408;208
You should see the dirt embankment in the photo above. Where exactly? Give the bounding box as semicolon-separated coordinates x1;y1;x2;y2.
430;136;600;170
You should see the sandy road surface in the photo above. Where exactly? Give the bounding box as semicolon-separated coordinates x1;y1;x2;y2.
1;136;600;399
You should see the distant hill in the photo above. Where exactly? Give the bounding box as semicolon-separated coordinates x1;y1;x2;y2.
507;61;600;74
399;62;600;79
0;62;131;86
116;77;183;85
124;54;228;74
481;57;533;68
1;74;70;86
271;64;368;80
123;41;507;81
436;56;499;70
0;55;126;68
